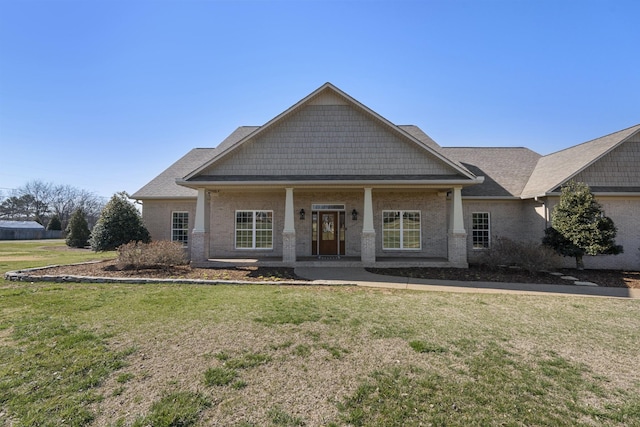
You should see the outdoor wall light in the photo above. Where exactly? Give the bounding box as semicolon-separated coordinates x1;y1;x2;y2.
351;209;358;221
299;209;305;220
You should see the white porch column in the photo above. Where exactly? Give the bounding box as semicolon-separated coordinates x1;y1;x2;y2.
282;187;296;264
191;188;210;264
361;187;376;263
448;186;468;268
450;186;465;234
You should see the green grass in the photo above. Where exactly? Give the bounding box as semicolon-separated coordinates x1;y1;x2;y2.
0;239;115;275
204;366;238;386
1;240;639;426
132;391;211;427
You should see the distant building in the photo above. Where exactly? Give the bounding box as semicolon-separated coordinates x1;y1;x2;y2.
0;220;62;240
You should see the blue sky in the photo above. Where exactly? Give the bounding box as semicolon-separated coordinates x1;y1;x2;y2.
1;0;638;200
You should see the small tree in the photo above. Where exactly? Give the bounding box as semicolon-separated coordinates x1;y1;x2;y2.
65;209;90;248
542;181;622;269
47;215;62;231
90;192;150;251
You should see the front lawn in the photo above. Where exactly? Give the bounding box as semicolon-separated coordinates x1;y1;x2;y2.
1;241;639;426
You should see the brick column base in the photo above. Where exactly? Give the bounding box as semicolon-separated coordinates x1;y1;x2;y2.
282;231;296;264
361;231;376;264
190;231;210;265
448;231;468;268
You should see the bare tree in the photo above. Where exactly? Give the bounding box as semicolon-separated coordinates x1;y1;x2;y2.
0;180;105;228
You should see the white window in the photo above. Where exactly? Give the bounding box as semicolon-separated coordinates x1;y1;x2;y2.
472;212;490;249
382;210;421;250
172;212;189;246
235;210;273;249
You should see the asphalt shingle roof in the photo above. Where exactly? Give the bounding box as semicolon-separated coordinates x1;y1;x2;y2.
520;124;640;198
131;127;259;199
441;147;541;197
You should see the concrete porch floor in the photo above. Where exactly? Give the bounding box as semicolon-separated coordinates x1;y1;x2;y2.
193;256;456;268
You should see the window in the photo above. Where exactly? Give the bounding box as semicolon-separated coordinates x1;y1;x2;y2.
172;212;189;246
472;212;490;249
382;210;421;250
235;210;273;249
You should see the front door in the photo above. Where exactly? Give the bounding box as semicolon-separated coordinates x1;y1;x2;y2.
319;212;338;255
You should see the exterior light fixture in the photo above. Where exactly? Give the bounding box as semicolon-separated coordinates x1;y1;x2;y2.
351;209;358;221
299;209;305;220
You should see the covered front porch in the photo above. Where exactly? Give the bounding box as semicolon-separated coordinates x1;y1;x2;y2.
188;184;471;269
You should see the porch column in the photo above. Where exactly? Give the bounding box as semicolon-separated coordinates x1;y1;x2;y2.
282;187;296;264
448;186;468;268
361;187;376;263
191;188;210;264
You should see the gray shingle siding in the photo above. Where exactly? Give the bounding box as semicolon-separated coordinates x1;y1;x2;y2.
571;136;640;188
201;105;461;177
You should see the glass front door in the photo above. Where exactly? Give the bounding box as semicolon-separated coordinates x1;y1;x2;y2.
312;210;345;256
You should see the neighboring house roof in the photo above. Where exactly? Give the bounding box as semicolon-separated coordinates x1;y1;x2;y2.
441;147;542;197
520;124;640;198
0;220;45;230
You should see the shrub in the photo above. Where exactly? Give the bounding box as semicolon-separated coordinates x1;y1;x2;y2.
542;181;622;269
90;192;150;252
65;209;91;248
116;240;188;271
477;236;561;274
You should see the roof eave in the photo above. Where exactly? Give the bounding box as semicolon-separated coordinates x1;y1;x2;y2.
176;176;484;189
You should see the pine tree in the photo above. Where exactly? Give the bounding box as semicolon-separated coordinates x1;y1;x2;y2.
65;209;90;248
542;181;622;269
90;192;150;251
47;215;62;231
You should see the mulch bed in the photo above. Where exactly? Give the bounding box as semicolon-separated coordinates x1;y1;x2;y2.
368;265;640;288
17;259;640;288
25;260;303;282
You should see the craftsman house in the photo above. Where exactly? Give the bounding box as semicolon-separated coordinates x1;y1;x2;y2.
132;83;640;270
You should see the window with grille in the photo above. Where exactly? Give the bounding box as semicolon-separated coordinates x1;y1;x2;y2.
172;212;189;246
472;212;490;249
235;210;273;249
382;210;421;250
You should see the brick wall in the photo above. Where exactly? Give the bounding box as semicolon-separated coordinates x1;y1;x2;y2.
142;199;196;242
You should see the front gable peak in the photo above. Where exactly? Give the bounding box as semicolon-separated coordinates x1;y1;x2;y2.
183;83;477;184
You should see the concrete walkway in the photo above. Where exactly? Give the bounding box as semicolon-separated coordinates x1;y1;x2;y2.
294;267;640;299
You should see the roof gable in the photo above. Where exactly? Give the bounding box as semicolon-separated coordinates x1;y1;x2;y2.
521;124;640;198
185;83;476;182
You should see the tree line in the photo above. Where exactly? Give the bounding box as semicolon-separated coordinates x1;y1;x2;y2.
0;180;105;230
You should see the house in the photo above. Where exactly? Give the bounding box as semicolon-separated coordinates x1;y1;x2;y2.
132;83;640;270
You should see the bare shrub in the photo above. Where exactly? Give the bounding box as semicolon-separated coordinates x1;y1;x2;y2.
477;236;561;274
116;241;188;271
116;241;144;270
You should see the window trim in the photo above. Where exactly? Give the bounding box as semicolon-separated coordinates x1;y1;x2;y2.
234;210;274;250
472;212;491;249
171;211;189;246
382;210;422;250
